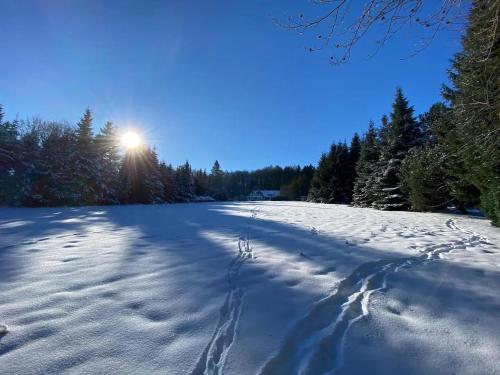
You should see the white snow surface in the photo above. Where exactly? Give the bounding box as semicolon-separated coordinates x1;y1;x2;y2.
0;202;499;375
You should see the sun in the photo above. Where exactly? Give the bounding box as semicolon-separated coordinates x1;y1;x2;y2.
121;131;142;150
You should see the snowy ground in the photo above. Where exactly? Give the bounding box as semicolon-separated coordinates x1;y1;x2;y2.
0;202;499;375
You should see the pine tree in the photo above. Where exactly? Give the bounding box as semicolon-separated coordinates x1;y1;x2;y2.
308;142;352;203
194;169;209;197
119;146;164;204
175;161;194;202
95;122;120;204
0;109;20;173
352;122;380;206
38;124;80;205
346;133;361;202
372;88;421;210
349;133;361;167
443;0;500;225
331;142;352;203
401;146;451;211
308;153;331;202
19;120;43;205
209;160;225;200
75;109;98;204
159;162;177;202
145;148;164;203
0;109;22;205
281;165;315;201
402;102;476;212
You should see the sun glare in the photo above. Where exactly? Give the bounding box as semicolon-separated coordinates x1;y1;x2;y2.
121;131;142;150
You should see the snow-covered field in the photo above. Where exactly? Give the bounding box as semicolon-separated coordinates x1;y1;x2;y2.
0;202;499;375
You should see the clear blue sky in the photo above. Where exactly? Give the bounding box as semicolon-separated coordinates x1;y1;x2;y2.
0;0;462;171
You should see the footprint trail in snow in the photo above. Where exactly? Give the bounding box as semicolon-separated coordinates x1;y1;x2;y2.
192;210;256;375
259;218;490;375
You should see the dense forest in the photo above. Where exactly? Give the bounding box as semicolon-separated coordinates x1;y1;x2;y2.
309;1;499;225
0;109;314;206
0;0;498;225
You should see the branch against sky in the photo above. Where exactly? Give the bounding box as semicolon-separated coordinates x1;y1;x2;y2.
276;0;470;64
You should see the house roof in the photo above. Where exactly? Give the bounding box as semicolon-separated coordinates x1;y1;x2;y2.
249;190;280;197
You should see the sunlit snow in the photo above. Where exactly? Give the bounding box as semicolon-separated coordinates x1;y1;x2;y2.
0;202;499;374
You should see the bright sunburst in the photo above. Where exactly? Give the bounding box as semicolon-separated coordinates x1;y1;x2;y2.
121;131;142;150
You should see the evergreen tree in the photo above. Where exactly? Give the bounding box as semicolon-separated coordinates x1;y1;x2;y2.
300;165;316;197
193;169;209;196
403;103;475;212
119;146;164;204
308;143;351;203
418;103;452;145
401;146;451;211
0;109;22;205
349;133;361;167
75;109;98;204
145;148;164;203
352;121;380;206
175;161;194;202
281;175;307;200
282;164;315;200
95;122;120;204
372;88;421;210
19;120;43;205
38;124;80;205
159;162;177;202
331;142;352;203
308;153;331;203
346;133;361;202
209;160;225;200
443;0;500;225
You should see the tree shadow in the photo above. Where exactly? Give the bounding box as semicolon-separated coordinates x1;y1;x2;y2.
0;202;497;374
340;258;500;375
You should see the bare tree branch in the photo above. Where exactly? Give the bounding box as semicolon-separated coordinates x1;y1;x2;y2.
276;0;469;64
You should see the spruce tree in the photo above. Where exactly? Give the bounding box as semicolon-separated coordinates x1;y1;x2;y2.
308;142;352;204
346;133;361;202
349;133;361;167
443;0;500;224
352;122;380;207
19;120;43;205
402;102;477;212
75;109;98;204
194;169;209;197
175;161;194;202
280;176;303;200
119;146;164;204
159;162;177;202
308;153;331;203
95;122;120;204
39;124;80;205
145;148;164;203
372;88;421;210
401;146;451;211
0;110;22;205
331;142;352;203
209;160;225;200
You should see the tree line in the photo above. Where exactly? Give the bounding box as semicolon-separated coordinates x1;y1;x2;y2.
0;109;314;206
308;1;499;225
0;1;497;225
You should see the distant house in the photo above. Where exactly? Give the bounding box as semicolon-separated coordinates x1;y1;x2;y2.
247;190;280;201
